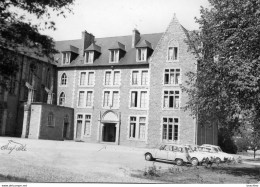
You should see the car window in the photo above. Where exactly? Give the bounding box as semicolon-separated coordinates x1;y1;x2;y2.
213;148;218;152
159;145;166;150
173;146;178;152
164;145;172;151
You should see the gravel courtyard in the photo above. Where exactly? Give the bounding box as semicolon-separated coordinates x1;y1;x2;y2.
0;137;167;183
0;137;259;183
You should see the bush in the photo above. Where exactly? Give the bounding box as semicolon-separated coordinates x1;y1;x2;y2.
218;128;238;154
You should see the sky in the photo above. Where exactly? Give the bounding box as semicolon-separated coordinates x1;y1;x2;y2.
24;0;210;41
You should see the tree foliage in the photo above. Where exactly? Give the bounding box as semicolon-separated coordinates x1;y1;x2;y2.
183;0;260;134
0;0;74;89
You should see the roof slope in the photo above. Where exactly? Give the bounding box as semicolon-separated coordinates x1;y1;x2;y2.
55;33;163;67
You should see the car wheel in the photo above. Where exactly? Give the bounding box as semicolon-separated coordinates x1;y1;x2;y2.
215;157;221;165
191;158;199;166
145;153;153;161
175;159;183;166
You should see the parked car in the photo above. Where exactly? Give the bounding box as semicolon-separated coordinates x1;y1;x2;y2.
144;144;208;166
184;145;210;166
201;144;235;162
199;145;234;164
184;145;214;165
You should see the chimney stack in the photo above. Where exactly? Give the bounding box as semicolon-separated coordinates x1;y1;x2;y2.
132;29;140;48
82;31;95;55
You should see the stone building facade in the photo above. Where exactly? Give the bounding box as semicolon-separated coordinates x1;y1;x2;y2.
0;15;218;146
54;15;218;147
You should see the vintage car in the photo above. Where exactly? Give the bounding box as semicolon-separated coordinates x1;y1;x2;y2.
185;144;217;163
144;144;208;166
184;145;212;165
201;144;234;162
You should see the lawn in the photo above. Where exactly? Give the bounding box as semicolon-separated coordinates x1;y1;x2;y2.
131;163;260;183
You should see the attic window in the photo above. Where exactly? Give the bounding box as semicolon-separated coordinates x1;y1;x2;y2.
109;50;119;63
168;47;178;61
62;52;71;64
85;51;94;63
136;48;147;62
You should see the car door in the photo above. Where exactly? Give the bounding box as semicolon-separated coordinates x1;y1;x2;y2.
155;145;168;160
167;146;176;161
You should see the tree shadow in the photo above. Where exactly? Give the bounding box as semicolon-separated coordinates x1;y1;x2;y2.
211;164;260;181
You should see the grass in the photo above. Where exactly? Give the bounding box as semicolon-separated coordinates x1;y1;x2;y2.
131;163;260;183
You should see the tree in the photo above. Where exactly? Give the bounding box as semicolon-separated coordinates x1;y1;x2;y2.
0;0;74;89
183;0;260;134
235;123;260;159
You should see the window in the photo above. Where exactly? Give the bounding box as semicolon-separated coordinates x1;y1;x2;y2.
59;92;65;105
136;48;147;62
86;91;93;107
79;71;95;86
103;90;120;108
77;90;93;108
131;70;149;86
163;90;180;109
85;51;94;63
47;112;54;127
61;73;67;85
84;115;91;136
130;90;148;109
62;52;71;64
168;47;178;61
104;70;121;86
78;91;84;107
162;117;179;141
129;116;146;140
164;69;180;85
109;50;119;63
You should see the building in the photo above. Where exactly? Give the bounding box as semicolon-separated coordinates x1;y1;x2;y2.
0;47;57;137
54;15;218;147
0;15;218;147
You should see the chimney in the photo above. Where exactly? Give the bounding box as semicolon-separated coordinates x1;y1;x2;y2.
82;31;95;55
132;29;140;48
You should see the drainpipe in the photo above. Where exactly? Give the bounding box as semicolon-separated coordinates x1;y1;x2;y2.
14;54;25;136
118;112;121;145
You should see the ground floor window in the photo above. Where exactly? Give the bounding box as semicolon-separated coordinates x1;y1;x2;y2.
76;114;92;138
129;116;146;140
162;117;179;141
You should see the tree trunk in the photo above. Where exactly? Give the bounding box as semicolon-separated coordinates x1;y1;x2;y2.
254;149;256;159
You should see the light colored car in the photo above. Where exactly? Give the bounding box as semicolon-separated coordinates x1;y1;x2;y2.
184;145;211;165
144;144;207;166
201;144;234;161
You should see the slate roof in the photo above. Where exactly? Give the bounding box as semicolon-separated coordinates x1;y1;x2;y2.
55;32;163;67
62;45;79;54
136;39;152;49
85;43;101;53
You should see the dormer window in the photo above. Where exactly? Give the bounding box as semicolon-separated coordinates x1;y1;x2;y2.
110;49;119;63
85;51;94;63
168;47;178;61
62;52;71;64
137;48;147;62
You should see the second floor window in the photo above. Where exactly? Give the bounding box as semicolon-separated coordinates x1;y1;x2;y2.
85;51;94;63
104;70;121;86
164;69;180;85
61;73;67;85
130;90;148;109
78;90;93;108
110;50;119;63
79;71;95;86
163;90;180;109
136;48;147;62
131;70;149;86
103;90;120;108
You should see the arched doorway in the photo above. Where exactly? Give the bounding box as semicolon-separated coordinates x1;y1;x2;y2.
100;110;120;143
